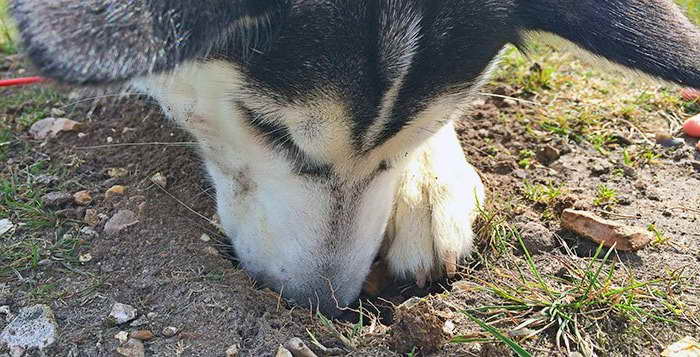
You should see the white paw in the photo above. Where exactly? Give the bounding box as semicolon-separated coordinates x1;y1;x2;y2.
383;122;485;287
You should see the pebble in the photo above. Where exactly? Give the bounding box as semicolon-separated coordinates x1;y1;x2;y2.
275;346;294;357
50;108;66;117
34;174;59;186
79;253;93;263
116;338;145;357
42;191;73;207
108;168;129;178
105;185;127;199
129;316;149;327
200;233;212;242
162;326;178;337
84;209;101;227
114;331;129;343
0;219;14;236
104;210;139;235
654;133;684;148
130;330;154;341
150;172;168;188
73;190;93;206
226;344;240;357
0;305;58;351
108;303;138;325
442;320;456;335
79;226;99;239
56;208;84;219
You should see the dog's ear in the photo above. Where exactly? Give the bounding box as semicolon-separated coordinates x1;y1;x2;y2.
516;0;700;88
10;0;284;84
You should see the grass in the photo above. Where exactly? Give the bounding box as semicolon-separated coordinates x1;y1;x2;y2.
0;0;16;54
462;216;696;355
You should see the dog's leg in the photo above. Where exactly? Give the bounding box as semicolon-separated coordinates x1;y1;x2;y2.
383;121;486;287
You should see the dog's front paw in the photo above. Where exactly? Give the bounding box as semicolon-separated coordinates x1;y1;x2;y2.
383;122;485;287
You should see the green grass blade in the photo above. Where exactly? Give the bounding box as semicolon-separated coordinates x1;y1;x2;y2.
461;311;532;357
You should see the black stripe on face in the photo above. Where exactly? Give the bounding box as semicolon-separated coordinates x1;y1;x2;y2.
237;102;333;178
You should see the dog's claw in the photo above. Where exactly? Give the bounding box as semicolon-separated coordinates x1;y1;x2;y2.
443;251;458;278
416;269;428;288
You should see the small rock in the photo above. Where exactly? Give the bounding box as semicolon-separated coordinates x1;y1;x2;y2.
442;320;456;335
203;246;220;256
130;330;154;341
104;210;139;235
42;191;73;208
661;336;700;357
105;185;127;199
73;190;93;206
34;174;59;186
79;226;99;239
0;304;58;351
493;160;515;174
0;219;14;236
108;168;129;178
275;346;294;357
162;326;178;337
655;133;684;148
513;169;528;179
129;316;149;327
515;222;554;254
114;331;129;343
200;233;212;242
116;338;145;357
50;108;66;117
150;172;167;188
108;303;138;325
225;344;240;357
107;136;114;143
29;117;81;139
536;145;561;165
78;253;93;263
146;312;158;320
84;209;101;227
561;209;652;251
590;159;612;176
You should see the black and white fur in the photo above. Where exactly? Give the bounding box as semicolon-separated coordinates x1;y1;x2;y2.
11;0;700;317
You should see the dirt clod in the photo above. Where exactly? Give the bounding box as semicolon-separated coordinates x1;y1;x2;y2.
108;168;129;178
561;209;653;251
83;209;100;226
391;298;448;354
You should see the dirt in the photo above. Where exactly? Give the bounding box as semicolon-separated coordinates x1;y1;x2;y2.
1;54;699;357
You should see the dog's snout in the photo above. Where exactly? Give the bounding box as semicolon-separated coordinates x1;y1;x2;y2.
248;267;363;318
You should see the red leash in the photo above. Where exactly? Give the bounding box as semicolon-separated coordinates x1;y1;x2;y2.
0;76;46;87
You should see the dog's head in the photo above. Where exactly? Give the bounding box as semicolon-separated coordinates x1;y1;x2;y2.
11;0;700;316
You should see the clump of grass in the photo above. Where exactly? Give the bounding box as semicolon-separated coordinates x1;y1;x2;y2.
593;184;618;207
460;226;692;355
522;182;564;205
517;149;536;169
0;0;17;54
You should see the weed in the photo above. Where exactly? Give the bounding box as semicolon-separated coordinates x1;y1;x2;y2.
518;149;536;169
593;185;618;206
647;224;671;245
522;182;564;205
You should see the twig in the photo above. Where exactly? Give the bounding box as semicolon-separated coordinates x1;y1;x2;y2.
76;141;196;150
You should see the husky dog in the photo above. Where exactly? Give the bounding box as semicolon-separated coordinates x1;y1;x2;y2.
11;0;699;317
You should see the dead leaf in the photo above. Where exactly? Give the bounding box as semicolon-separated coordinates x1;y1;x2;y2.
29;118;81;139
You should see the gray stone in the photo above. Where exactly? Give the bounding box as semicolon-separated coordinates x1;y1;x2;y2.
108;303;138;325
41;192;73;208
116;338;145;357
0;304;58;351
103;210;139;235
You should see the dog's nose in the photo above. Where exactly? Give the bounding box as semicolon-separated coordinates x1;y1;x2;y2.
250;269;361;318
